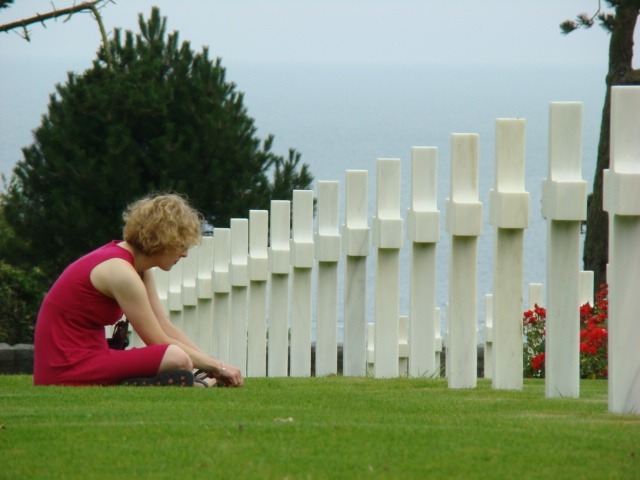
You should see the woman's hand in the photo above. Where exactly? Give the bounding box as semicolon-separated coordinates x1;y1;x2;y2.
215;362;244;387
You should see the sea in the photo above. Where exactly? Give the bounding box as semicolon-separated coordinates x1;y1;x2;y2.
0;59;607;337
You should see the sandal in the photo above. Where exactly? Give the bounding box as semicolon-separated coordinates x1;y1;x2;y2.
120;369;194;387
194;369;219;388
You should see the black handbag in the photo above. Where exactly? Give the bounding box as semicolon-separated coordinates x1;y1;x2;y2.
107;319;130;350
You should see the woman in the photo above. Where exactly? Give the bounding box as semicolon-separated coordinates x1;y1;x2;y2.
33;193;243;387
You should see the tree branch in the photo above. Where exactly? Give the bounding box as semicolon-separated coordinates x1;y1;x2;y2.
560;0;603;34
0;0;113;67
0;0;110;39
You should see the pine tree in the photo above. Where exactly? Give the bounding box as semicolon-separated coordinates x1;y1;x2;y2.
1;7;313;283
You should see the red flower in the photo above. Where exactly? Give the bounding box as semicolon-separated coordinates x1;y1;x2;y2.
534;305;546;318
580;303;593;320
531;353;545;371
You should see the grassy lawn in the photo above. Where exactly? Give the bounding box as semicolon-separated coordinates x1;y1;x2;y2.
1;375;638;479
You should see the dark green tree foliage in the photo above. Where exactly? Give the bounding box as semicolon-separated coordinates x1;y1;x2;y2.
1;8;312;283
0;261;45;344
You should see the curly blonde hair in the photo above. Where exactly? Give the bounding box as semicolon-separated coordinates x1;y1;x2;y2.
122;193;203;256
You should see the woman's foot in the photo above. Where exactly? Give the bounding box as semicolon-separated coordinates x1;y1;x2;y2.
194;370;218;387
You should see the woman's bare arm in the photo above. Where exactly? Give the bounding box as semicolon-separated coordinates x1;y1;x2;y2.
91;259;243;385
143;270;201;350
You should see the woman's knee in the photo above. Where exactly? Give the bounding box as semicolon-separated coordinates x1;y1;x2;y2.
158;345;193;373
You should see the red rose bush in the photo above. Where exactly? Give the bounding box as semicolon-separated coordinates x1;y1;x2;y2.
522;283;608;379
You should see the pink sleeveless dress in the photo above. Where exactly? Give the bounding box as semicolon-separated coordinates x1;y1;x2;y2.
33;241;169;385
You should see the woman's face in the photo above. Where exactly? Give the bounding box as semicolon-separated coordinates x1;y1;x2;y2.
154;247;188;271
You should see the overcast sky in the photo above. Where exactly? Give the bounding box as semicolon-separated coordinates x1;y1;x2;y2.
1;0;626;68
1;0;634;181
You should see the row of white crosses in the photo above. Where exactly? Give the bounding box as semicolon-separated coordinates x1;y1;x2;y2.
126;86;638;414
444;121;529;391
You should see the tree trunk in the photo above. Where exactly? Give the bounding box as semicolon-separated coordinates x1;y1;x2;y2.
583;2;640;289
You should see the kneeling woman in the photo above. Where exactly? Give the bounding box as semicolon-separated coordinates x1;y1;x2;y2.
33;193;243;387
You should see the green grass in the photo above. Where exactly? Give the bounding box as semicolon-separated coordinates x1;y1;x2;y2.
1;376;638;479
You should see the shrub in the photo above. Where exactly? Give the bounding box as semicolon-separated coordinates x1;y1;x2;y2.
578;284;608;379
523;283;608;379
0;261;46;345
523;304;547;379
